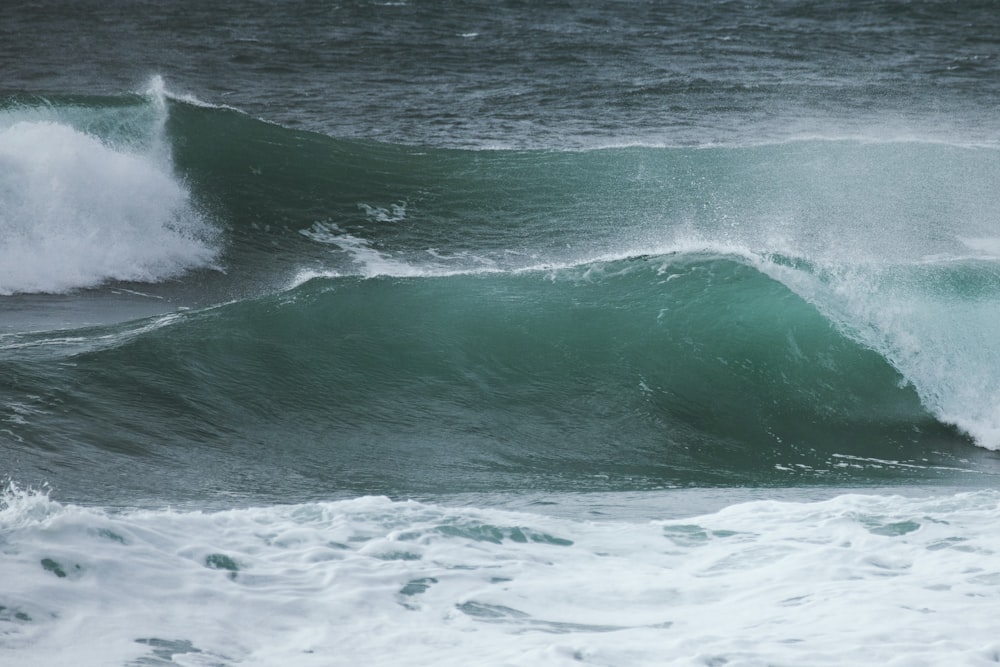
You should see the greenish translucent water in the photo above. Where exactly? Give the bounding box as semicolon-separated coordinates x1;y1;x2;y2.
3;2;1000;507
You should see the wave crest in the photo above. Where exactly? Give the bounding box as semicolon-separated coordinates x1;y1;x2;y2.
0;116;218;294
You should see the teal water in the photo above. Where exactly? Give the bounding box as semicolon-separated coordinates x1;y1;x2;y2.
4;90;1000;505
3;255;986;504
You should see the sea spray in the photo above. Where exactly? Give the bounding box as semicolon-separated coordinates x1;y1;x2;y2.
0;94;218;294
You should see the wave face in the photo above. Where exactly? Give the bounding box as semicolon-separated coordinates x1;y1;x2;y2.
2;90;1000;504
0;256;969;501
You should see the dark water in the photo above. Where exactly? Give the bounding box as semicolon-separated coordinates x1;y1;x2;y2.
3;0;1000;508
5;0;1000;148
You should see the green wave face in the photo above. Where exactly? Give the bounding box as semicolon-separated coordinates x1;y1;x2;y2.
1;256;986;502
3;93;1000;503
155;97;1000;272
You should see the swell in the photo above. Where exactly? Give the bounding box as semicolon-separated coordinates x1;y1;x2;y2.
2;254;990;505
7;90;1000;292
170;99;1000;267
161;99;1000;454
4;88;1000;503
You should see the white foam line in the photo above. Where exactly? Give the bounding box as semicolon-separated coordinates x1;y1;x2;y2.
830;453;985;474
290;239;767;286
455;134;1000;153
0;312;185;354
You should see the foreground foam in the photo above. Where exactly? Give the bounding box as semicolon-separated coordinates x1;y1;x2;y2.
2;487;999;666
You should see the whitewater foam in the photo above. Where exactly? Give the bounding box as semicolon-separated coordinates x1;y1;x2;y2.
0;119;218;294
298;221;433;278
2;486;1000;666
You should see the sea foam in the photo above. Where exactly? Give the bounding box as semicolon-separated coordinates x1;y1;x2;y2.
2;487;1000;666
0;117;218;295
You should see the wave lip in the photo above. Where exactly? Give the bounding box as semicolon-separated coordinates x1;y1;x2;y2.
0;114;218;295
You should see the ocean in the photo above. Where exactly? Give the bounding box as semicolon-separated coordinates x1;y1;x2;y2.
3;1;1000;664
